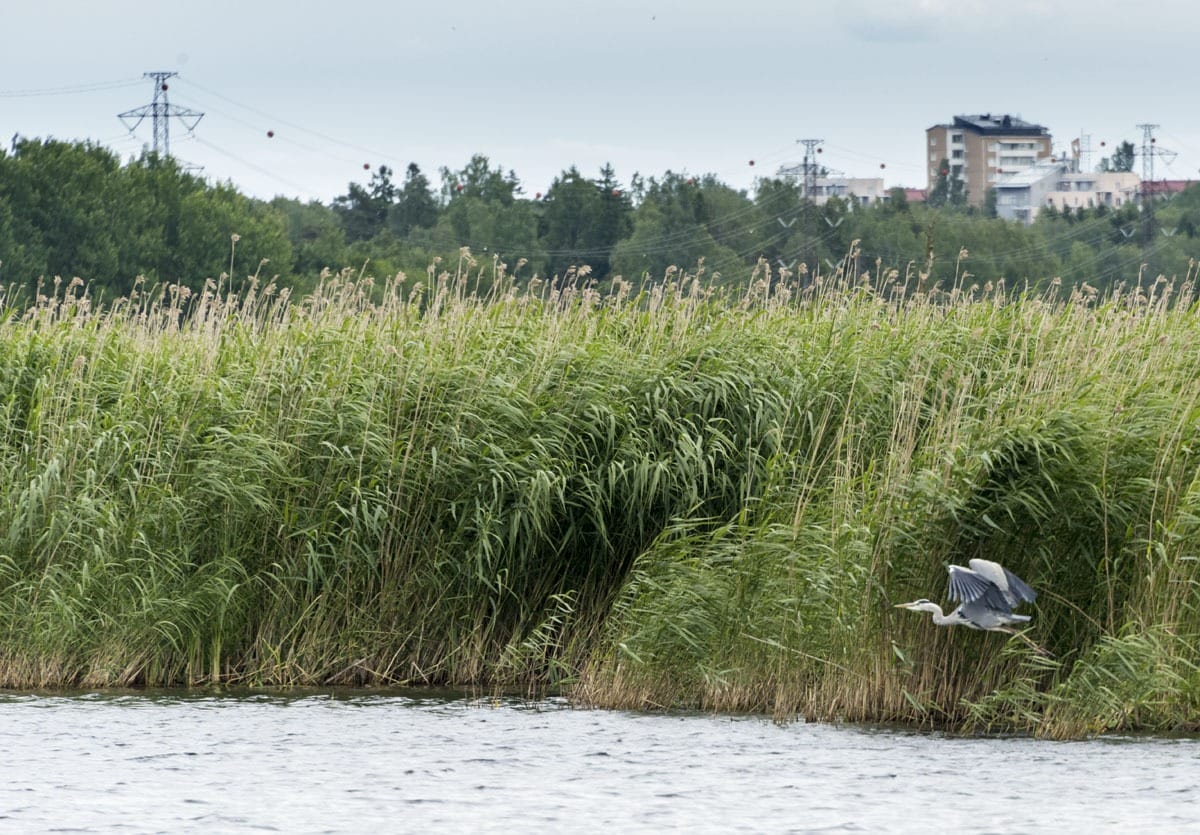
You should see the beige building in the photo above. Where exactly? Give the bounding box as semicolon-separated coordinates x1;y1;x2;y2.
995;163;1142;224
809;177;887;207
1046;171;1140;213
926;114;1052;207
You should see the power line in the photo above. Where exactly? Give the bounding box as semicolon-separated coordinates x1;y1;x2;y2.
0;77;144;98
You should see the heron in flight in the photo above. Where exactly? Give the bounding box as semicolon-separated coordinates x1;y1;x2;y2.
894;558;1037;633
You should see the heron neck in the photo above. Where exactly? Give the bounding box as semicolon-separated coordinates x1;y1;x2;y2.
929;605;953;625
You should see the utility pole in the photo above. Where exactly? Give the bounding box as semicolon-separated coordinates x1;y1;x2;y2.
774;139;832;277
798;138;823;201
798;139;824;277
118;71;204;158
1135;123;1177;246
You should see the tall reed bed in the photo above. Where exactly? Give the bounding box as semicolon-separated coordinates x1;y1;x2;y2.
1;260;1198;737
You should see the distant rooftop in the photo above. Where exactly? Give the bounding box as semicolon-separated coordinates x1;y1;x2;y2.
928;114;1050;136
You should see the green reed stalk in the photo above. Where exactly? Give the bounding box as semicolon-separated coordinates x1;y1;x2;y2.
0;259;1198;737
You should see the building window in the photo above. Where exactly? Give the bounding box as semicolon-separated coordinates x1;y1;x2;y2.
951;150;964;159
951;133;963;144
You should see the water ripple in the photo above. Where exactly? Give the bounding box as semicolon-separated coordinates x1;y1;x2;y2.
0;692;1196;832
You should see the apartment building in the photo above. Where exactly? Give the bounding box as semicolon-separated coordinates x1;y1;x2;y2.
926;114;1052;208
995;163;1142;224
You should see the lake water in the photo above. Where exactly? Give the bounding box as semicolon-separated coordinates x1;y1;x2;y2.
1;691;1197;833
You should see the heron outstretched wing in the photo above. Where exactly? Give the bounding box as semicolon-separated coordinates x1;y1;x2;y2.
947;564;1012;613
1002;565;1037;605
968;559;1037;606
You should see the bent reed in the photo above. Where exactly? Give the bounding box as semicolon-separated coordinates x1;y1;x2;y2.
2;257;1199;739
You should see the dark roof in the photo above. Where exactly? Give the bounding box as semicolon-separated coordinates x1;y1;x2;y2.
950;114;1049;136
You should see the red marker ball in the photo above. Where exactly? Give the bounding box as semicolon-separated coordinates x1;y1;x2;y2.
748;160;755;166
267;130;275;138
363;163;370;170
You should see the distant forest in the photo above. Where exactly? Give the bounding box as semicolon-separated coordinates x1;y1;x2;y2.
3;136;1200;301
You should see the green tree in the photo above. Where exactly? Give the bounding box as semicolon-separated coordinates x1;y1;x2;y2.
539;164;632;278
0;138;122;288
390;163;438;236
610;172;741;281
927;159;967;209
983;187;998;218
114;152;210;287
271;196;348;283
175;183;292;286
440;155;521;205
333;165;396;242
886;186;910;214
592;164;634;273
1099;141;1136;173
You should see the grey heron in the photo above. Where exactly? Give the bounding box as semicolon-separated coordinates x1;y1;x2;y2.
894;558;1037;633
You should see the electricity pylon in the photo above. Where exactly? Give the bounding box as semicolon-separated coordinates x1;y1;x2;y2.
1135;123;1177;246
118;72;204;158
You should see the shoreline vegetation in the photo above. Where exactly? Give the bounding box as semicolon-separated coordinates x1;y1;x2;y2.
1;253;1199;739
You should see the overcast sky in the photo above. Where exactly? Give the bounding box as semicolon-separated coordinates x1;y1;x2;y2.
3;1;1198;204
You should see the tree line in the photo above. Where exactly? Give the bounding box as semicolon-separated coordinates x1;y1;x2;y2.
2;136;1199;302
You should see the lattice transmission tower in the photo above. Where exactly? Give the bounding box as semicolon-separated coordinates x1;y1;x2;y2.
776;139;829;201
118;71;204;158
1135;123;1177;245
